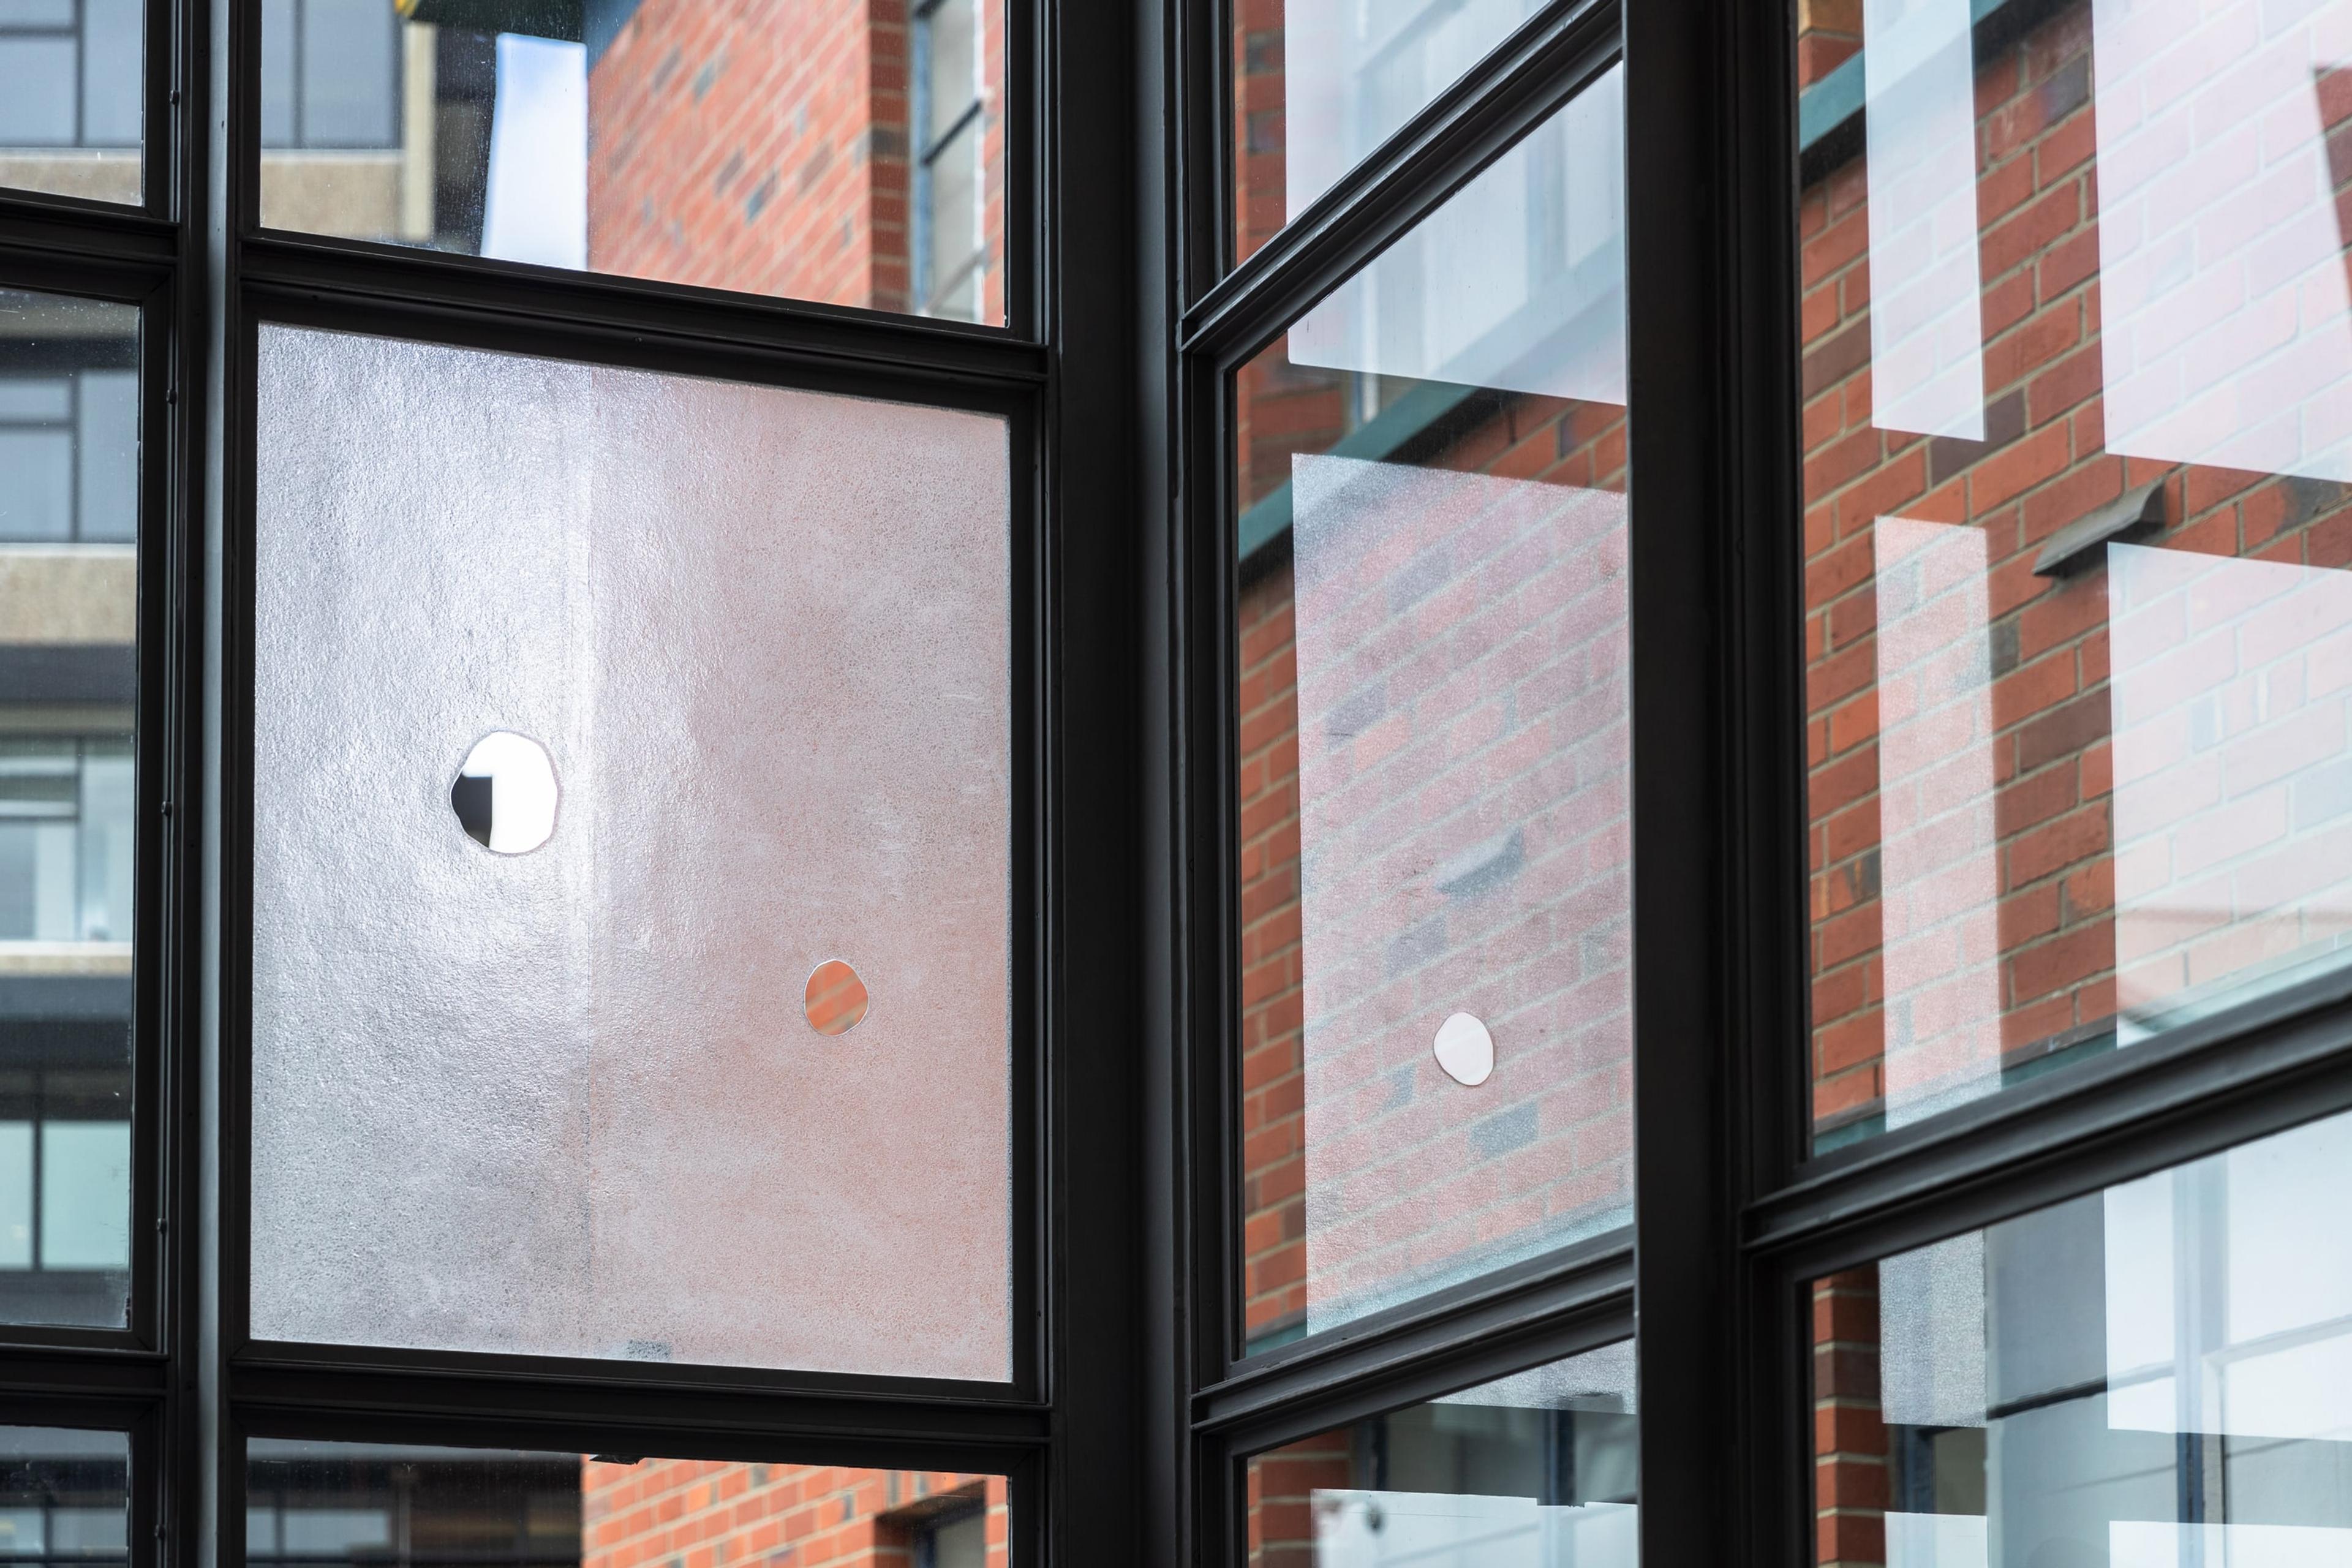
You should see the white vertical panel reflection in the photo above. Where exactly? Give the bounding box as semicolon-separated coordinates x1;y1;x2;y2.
2090;0;2352;480
1886;1513;1989;1568
1873;519;2003;1126
2107;544;2352;1035
1863;0;1988;439
1289;65;1625;405
1283;0;1540;222
481;36;588;270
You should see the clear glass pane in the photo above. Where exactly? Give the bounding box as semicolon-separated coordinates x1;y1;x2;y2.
1796;0;2352;1150
0;6;143;205
248;325;1011;1379
924;0;977;146
247;1442;1008;1568
1244;1342;1637;1567
1231;0;1547;265
922;119;984;318
0;290;138;1330
258;1;1008;323
0;1427;128;1567
1813;1109;2352;1568
1232;71;1628;1352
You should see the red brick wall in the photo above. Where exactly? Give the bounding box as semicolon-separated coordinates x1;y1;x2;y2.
1238;560;1308;1346
582;1460;1009;1568
1812;1271;1887;1568
1244;1431;1354;1568
587;0;1004;317
1234;363;1631;1347
1800;0;2352;1140
1232;0;1285;265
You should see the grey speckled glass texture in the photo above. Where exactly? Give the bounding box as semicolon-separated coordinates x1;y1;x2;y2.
247;325;1011;1381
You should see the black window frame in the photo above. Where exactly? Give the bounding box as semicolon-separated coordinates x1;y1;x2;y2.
1150;0;2352;1567
0;0;1146;1564
0;0;2343;1566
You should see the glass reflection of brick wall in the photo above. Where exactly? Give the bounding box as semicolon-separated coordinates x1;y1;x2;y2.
243;1449;1008;1568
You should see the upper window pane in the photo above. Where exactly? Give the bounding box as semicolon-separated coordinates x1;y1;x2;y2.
248;325;1011;1378
1233;69;1627;1353
1231;0;1542;265
0;0;143;205
1243;1341;1638;1567
1812;1109;2352;1568
1797;0;2352;1150
0;290;138;1332
258;1;1008;324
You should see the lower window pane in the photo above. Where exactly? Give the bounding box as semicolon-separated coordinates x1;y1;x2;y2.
246;1444;1008;1568
0;289;140;1331
1243;1342;1638;1567
1813;1108;2352;1568
0;1427;129;1568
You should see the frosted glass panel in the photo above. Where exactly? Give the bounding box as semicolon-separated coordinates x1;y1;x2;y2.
1231;0;1546;264
249;326;1012;1380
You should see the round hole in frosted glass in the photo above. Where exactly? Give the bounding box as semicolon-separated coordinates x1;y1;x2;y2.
805;959;870;1036
451;731;559;854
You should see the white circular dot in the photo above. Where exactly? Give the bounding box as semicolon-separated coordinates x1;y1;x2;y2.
1432;1011;1494;1087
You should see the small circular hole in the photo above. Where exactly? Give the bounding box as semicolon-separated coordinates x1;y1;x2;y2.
451;731;559;855
804;959;870;1036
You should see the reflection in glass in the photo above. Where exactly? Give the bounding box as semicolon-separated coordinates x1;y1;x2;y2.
1795;0;2352;1149
0;0;141;206
804;958;870;1036
249;326;1011;1378
1232;77;1629;1351
1813;1110;2352;1568
1245;1342;1637;1568
258;1;1007;322
0;289;137;1330
0;1427;128;1568
1231;0;1548;264
246;1442;1006;1568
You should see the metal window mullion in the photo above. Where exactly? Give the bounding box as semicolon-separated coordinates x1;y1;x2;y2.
924;100;986;167
1192;1242;1635;1449
233;234;1046;388
1621;2;1802;1568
